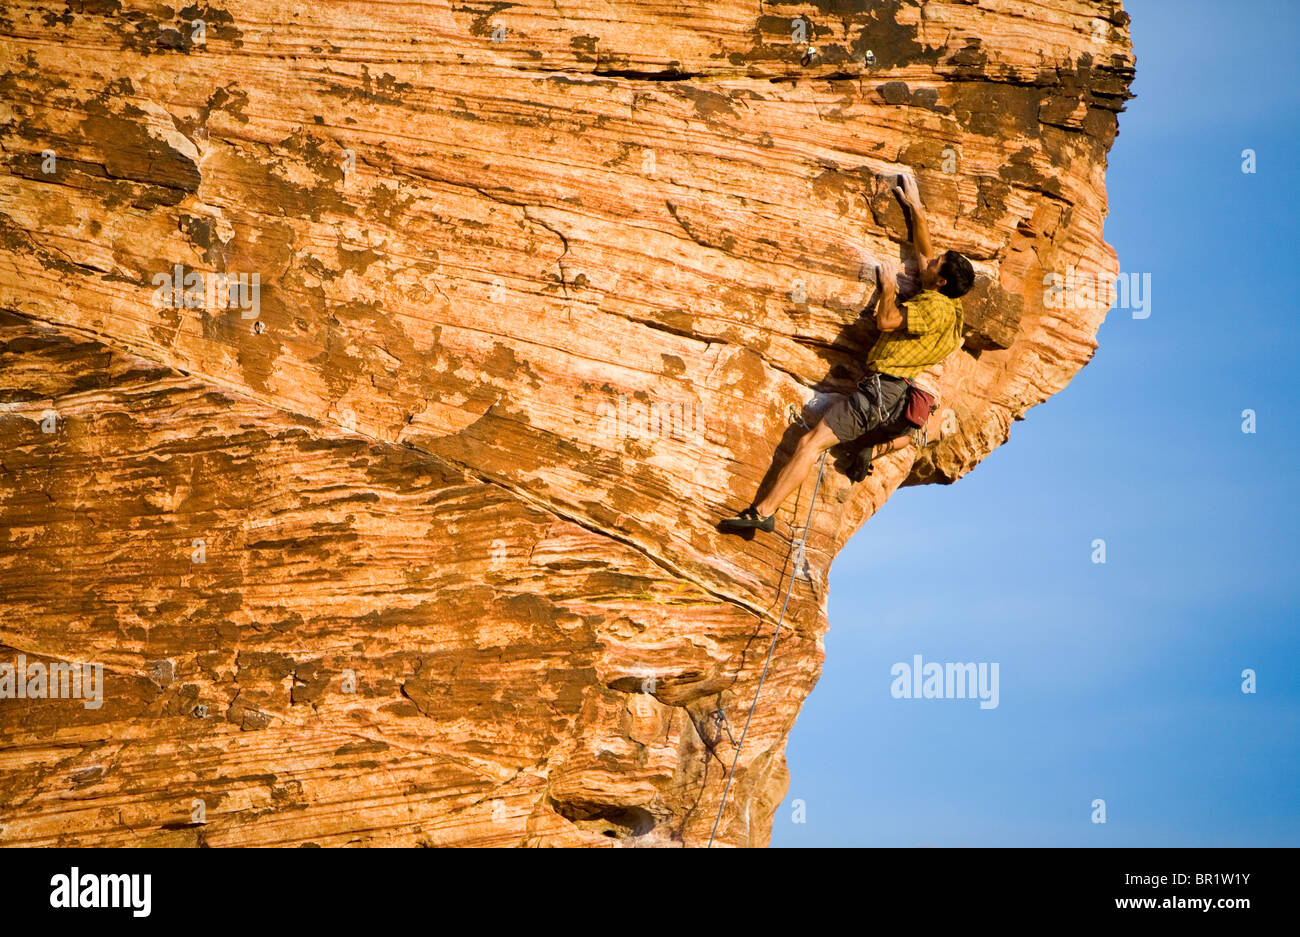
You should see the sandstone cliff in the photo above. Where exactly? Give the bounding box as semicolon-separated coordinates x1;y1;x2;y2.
0;1;1133;846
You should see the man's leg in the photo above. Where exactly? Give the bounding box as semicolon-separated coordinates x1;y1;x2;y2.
720;386;877;533
752;417;840;516
847;428;916;480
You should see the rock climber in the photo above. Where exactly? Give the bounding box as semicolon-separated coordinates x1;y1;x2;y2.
721;174;975;534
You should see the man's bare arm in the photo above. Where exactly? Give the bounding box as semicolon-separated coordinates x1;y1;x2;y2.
894;174;934;269
874;260;904;331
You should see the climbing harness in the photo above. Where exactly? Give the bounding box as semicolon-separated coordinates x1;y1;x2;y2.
706;447;829;848
862;371;888;425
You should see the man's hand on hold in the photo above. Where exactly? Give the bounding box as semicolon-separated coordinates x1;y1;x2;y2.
876;260;898;294
894;173;921;211
874;260;903;331
893;173;934;266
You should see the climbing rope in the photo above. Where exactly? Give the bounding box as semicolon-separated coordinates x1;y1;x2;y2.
706;448;829;848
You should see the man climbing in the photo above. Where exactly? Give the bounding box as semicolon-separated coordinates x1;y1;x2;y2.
721;174;975;533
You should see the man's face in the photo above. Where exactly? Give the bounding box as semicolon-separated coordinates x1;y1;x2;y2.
921;256;946;291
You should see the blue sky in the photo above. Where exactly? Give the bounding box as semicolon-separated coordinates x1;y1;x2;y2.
774;0;1300;847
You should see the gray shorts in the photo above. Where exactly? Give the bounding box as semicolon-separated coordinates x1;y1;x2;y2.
823;373;911;444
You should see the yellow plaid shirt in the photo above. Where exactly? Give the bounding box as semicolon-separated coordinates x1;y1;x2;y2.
866;290;963;379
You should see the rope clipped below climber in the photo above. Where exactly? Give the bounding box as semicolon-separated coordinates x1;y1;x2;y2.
706;449;828;848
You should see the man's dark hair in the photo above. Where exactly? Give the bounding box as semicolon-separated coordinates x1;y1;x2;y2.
937;250;975;299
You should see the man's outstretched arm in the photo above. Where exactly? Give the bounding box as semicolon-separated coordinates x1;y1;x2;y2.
895;174;934;270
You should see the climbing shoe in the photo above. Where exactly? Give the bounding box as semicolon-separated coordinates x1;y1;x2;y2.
720;507;775;533
846;445;876;483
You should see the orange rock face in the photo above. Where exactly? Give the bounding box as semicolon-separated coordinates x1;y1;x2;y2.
0;1;1133;845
